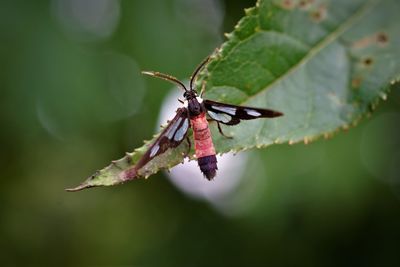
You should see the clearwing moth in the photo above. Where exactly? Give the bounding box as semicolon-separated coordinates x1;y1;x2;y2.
126;56;283;180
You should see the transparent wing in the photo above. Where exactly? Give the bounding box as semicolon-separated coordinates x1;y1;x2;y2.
204;100;283;125
135;107;189;171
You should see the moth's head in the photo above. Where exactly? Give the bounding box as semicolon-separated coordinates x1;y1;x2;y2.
183;90;197;100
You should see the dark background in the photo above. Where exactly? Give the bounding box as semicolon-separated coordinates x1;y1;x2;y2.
1;0;400;266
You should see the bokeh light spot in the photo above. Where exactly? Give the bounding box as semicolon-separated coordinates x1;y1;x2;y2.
157;86;248;210
52;0;120;41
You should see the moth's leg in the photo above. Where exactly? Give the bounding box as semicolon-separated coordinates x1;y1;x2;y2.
182;136;192;158
217;122;233;139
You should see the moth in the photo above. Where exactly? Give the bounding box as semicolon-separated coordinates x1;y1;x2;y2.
128;57;283;180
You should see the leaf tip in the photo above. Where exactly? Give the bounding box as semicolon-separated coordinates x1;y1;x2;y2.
141;71;155;76
65;183;94;192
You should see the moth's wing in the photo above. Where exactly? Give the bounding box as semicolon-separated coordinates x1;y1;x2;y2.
204;99;283;125
135;107;190;171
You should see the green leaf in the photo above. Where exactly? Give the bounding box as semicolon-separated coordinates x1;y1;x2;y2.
67;0;400;191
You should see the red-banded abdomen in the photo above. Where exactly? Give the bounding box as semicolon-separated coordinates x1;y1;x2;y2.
190;112;217;180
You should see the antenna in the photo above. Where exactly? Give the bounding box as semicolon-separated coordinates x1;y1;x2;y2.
141;71;188;92
189;56;211;91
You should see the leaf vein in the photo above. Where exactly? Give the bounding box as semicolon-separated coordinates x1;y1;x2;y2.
243;0;381;104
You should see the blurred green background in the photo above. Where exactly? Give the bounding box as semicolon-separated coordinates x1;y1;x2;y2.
1;0;400;266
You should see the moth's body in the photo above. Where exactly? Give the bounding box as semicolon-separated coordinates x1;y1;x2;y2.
123;56;283;181
185;96;217;180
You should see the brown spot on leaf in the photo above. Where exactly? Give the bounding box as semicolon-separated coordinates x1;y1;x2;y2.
363;57;373;66
352;77;362;89
376;32;389;46
299;0;314;9
310;5;327;22
281;0;295;9
299;0;307;8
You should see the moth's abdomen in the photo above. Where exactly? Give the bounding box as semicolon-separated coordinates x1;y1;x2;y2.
191;113;215;158
197;155;217;180
190;113;217;180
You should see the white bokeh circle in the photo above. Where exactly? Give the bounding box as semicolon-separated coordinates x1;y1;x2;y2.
157;87;248;203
